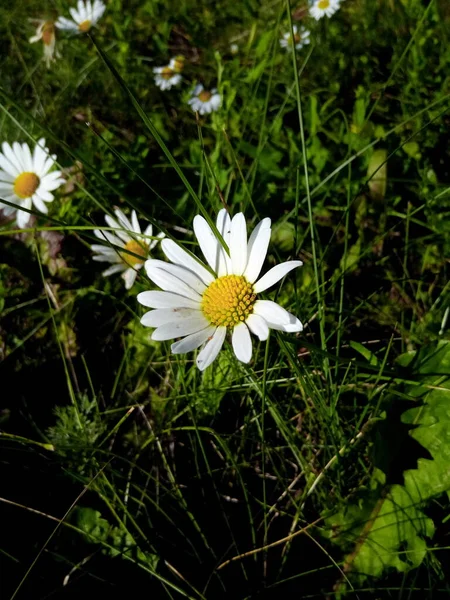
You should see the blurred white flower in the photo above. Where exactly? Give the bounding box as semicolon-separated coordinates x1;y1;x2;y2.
280;25;311;51
0;139;65;228
56;0;106;33
188;84;221;115
91;208;164;290
138;209;303;370
310;0;341;20
153;65;182;91
29;20;59;68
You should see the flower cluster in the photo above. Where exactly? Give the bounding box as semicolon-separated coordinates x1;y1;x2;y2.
279;0;343;51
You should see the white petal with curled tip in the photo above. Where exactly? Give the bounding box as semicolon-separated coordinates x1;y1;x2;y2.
152;315;211;341
244;217;271;283
141;307;204;328
246;313;269;341
137;291;200;310
215;208;232;276
253;261;303;293
94;228;124;248
131;210;142;234
253;300;303;332
35;189;53;202
145;264;203;302
145;259;206;295
123;268;137;289
232;322;252;363
196;326;226;371
265;316;303;333
230;213;247;275
193;215;222;273
161;238;214;286
171;326;216;355
102;264;125;276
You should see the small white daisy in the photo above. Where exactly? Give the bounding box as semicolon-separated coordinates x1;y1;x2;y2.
56;0;106;34
138;209;303;371
91;208;164;290
153;65;182;91
29;20;59;68
0;139;65;228
310;0;341;20
188;84;221;116
280;25;311;51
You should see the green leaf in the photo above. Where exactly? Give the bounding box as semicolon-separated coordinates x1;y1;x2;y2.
327;341;450;588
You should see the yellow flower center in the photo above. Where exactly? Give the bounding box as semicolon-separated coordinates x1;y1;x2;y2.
202;275;256;328
78;20;91;32
121;240;148;267
288;33;301;45
318;0;330;8
14;172;40;199
161;67;174;80
42;22;55;45
198;90;212;103
172;57;184;72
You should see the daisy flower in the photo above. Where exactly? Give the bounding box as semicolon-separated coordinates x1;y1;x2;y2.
56;0;106;34
29;20;59;68
309;0;341;20
153;65;182;91
188;85;221;115
91;208;164;290
280;25;311;51
0;139;65;228
137;209;303;371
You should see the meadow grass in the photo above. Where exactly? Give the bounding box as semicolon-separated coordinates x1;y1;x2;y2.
0;0;450;598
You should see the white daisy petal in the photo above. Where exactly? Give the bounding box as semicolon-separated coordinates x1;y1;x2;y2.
161;238;214;286
266;315;303;333
131;210;142;234
0;152;20;177
230;213;247;275
102;264;125;276
196;326;226;371
253;300;302;332
244;217;271;283
246;313;269;341
21;143;34;172
137;291;201;310
140;308;204;328
105;215;130;243
232;322;252;364
152;315;211;341
145;259;207;295
216;208;232;276
171;326;216;354
1;143;22;174
32;195;48;214
193;215;221;273
145;264;203;302
253;260;303;293
123;268;138;289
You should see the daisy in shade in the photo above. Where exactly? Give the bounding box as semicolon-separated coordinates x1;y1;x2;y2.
188;84;221;115
138;209;303;371
29;20;59;68
153;64;182;91
91;208;164;290
56;0;106;34
280;25;311;51
0;139;65;228
309;0;341;20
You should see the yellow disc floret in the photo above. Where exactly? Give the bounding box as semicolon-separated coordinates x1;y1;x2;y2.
161;67;174;80
78;20;91;32
202;275;256;328
121;240;148;267
14;172;40;199
198;90;212;103
318;0;330;8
